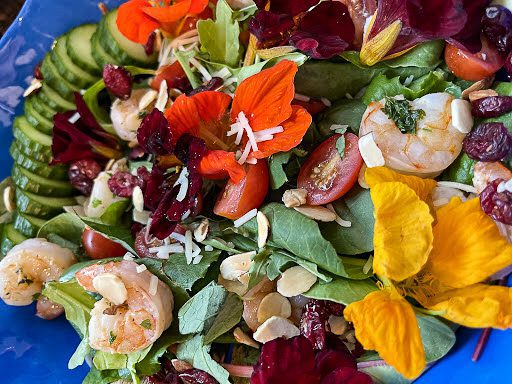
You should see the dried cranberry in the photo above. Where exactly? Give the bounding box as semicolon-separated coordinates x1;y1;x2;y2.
147;358;180;384
481;178;512;225
108;171;140;197
68;159;102;196
471;96;512;118
315;348;357;378
463;122;512;161
103;64;133;100
300;300;345;350
482;5;512;55
34;62;43;80
144;32;156;56
179;369;218;384
137;109;175;155
188;78;224;96
321;368;373;384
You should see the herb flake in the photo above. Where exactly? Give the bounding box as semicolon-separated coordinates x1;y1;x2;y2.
92;198;102;208
382;97;425;134
109;331;117;345
140;319;152;330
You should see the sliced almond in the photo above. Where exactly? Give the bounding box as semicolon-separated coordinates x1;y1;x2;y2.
218;275;249;296
253;316;300;343
282;188;307;208
293;205;336;222
233;327;260;349
256;211;269;248
328;315;349;336
358;163;369;189
3;185;15;213
132;186;144;212
468;89;498;102
193;218;209;242
171;359;193;373
257;292;292;323
92;273;128;305
461;76;494;99
277;266;318;298
358;133;385;168
220;252;254;281
23;78;42;98
451;99;473;134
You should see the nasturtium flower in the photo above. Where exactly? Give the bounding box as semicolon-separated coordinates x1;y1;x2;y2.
164;60;312;183
117;0;209;44
345;166;512;379
360;0;490;66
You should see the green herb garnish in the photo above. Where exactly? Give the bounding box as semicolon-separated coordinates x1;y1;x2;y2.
382;97;425;134
92;198;102;208
109;331;116;345
140;319;152;330
331;125;348;159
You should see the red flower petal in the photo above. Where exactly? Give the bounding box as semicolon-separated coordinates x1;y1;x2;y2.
290;1;355;59
142;0;192;23
188;0;209;15
198;150;246;183
447;0;491;53
117;0;160;44
251;336;321;384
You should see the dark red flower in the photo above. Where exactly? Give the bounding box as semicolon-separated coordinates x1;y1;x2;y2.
255;0;320;16
137;108;175;155
251;336;321;384
290;1;355;59
51;93;122;165
321;368;373;384
103;64;133;100
139;165;168;211
174;133;208;171
248;11;295;47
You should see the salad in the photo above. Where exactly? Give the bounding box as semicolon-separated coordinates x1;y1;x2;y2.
1;0;512;383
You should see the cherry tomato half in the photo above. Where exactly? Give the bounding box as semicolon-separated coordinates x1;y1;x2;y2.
151;61;190;92
445;40;505;81
214;160;269;220
82;228;127;260
298;133;363;205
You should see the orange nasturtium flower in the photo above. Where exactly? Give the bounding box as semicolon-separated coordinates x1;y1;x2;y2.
164;60;312;183
117;0;209;44
344;167;512;379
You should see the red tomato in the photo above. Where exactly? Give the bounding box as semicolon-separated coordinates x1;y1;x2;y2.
151;62;190;91
298;133;363;205
82;228;127;260
214;160;269;220
445;40;505;81
292;99;327;116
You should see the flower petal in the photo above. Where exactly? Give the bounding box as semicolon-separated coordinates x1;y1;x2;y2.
248;11;295;48
188;0;209;14
428;284;512;329
365;167;437;203
198;150;246;183
427;197;512;288
165;91;231;144
445;0;490;53
117;0;160;44
251;105;312;159
372;182;433;282
344;289;426;380
142;0;192;23
231;60;296;132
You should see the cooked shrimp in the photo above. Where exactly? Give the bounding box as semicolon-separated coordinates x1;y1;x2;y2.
0;239;76;306
76;260;173;354
110;89;154;142
359;93;467;177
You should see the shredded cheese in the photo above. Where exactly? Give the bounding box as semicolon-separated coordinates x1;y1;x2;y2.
68;112;81;124
437;181;477;194
123;252;135;261
155;80;169;112
138;90;158;111
149;275;159;296
326;204;352;228
320;97;332;107
174;167;189;202
189;57;212;81
234;208;258;228
294;93;310;102
205;245;214;252
136;264;147;273
185;230;194;264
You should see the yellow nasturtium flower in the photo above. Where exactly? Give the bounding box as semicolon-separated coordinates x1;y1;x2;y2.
345;167;512;380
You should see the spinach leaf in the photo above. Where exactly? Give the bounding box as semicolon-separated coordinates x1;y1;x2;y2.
178;282;227;335
320;188;374;255
202;236;244;254
81;217;136;254
204;293;243;344
303;277;377;305
176;335;230;384
241;203;349;277
342;256;373;279
382;97;425;134
360;364;412;384
83;366;121;384
318;99;366;137
99;199;130;226
163;251;221;291
268;151;293;190
248;249;272;289
198;0;241;67
38;213;85;252
94;346;153;384
267;251;332;282
175;50;201;88
440;153;476;184
417;314;456;363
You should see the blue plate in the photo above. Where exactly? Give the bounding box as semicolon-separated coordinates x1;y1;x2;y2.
0;1;510;383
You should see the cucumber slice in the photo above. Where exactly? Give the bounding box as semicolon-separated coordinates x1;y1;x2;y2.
12;116;53;163
12;165;74;197
10;143;68;180
99;10;158;67
24;97;54;135
66;24;102;76
31;93;59;122
13;211;46;238
91;28;120;69
38;84;75;111
1;224;27;256
15;188;76;219
40;54;81;100
52;35;98;88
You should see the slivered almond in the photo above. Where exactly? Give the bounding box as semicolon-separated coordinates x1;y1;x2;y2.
257;292;292;323
3;186;15;213
293;205;336;222
193;218;209;242
468;89;499;102
282;188;307;208
233;327;260;348
253;316;300;343
461;76;495;99
256;211;269;248
92;273;127;305
220;252;254;281
277;266;318;297
171;359;193;373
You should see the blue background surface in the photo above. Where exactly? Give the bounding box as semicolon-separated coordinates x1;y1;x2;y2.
0;1;510;382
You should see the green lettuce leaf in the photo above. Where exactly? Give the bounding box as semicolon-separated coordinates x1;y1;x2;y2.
440;152;476;184
304;277;377;305
204;293;243;344
162;251;221;291
38;213;85;253
268;151;293;190
318;99;367;137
